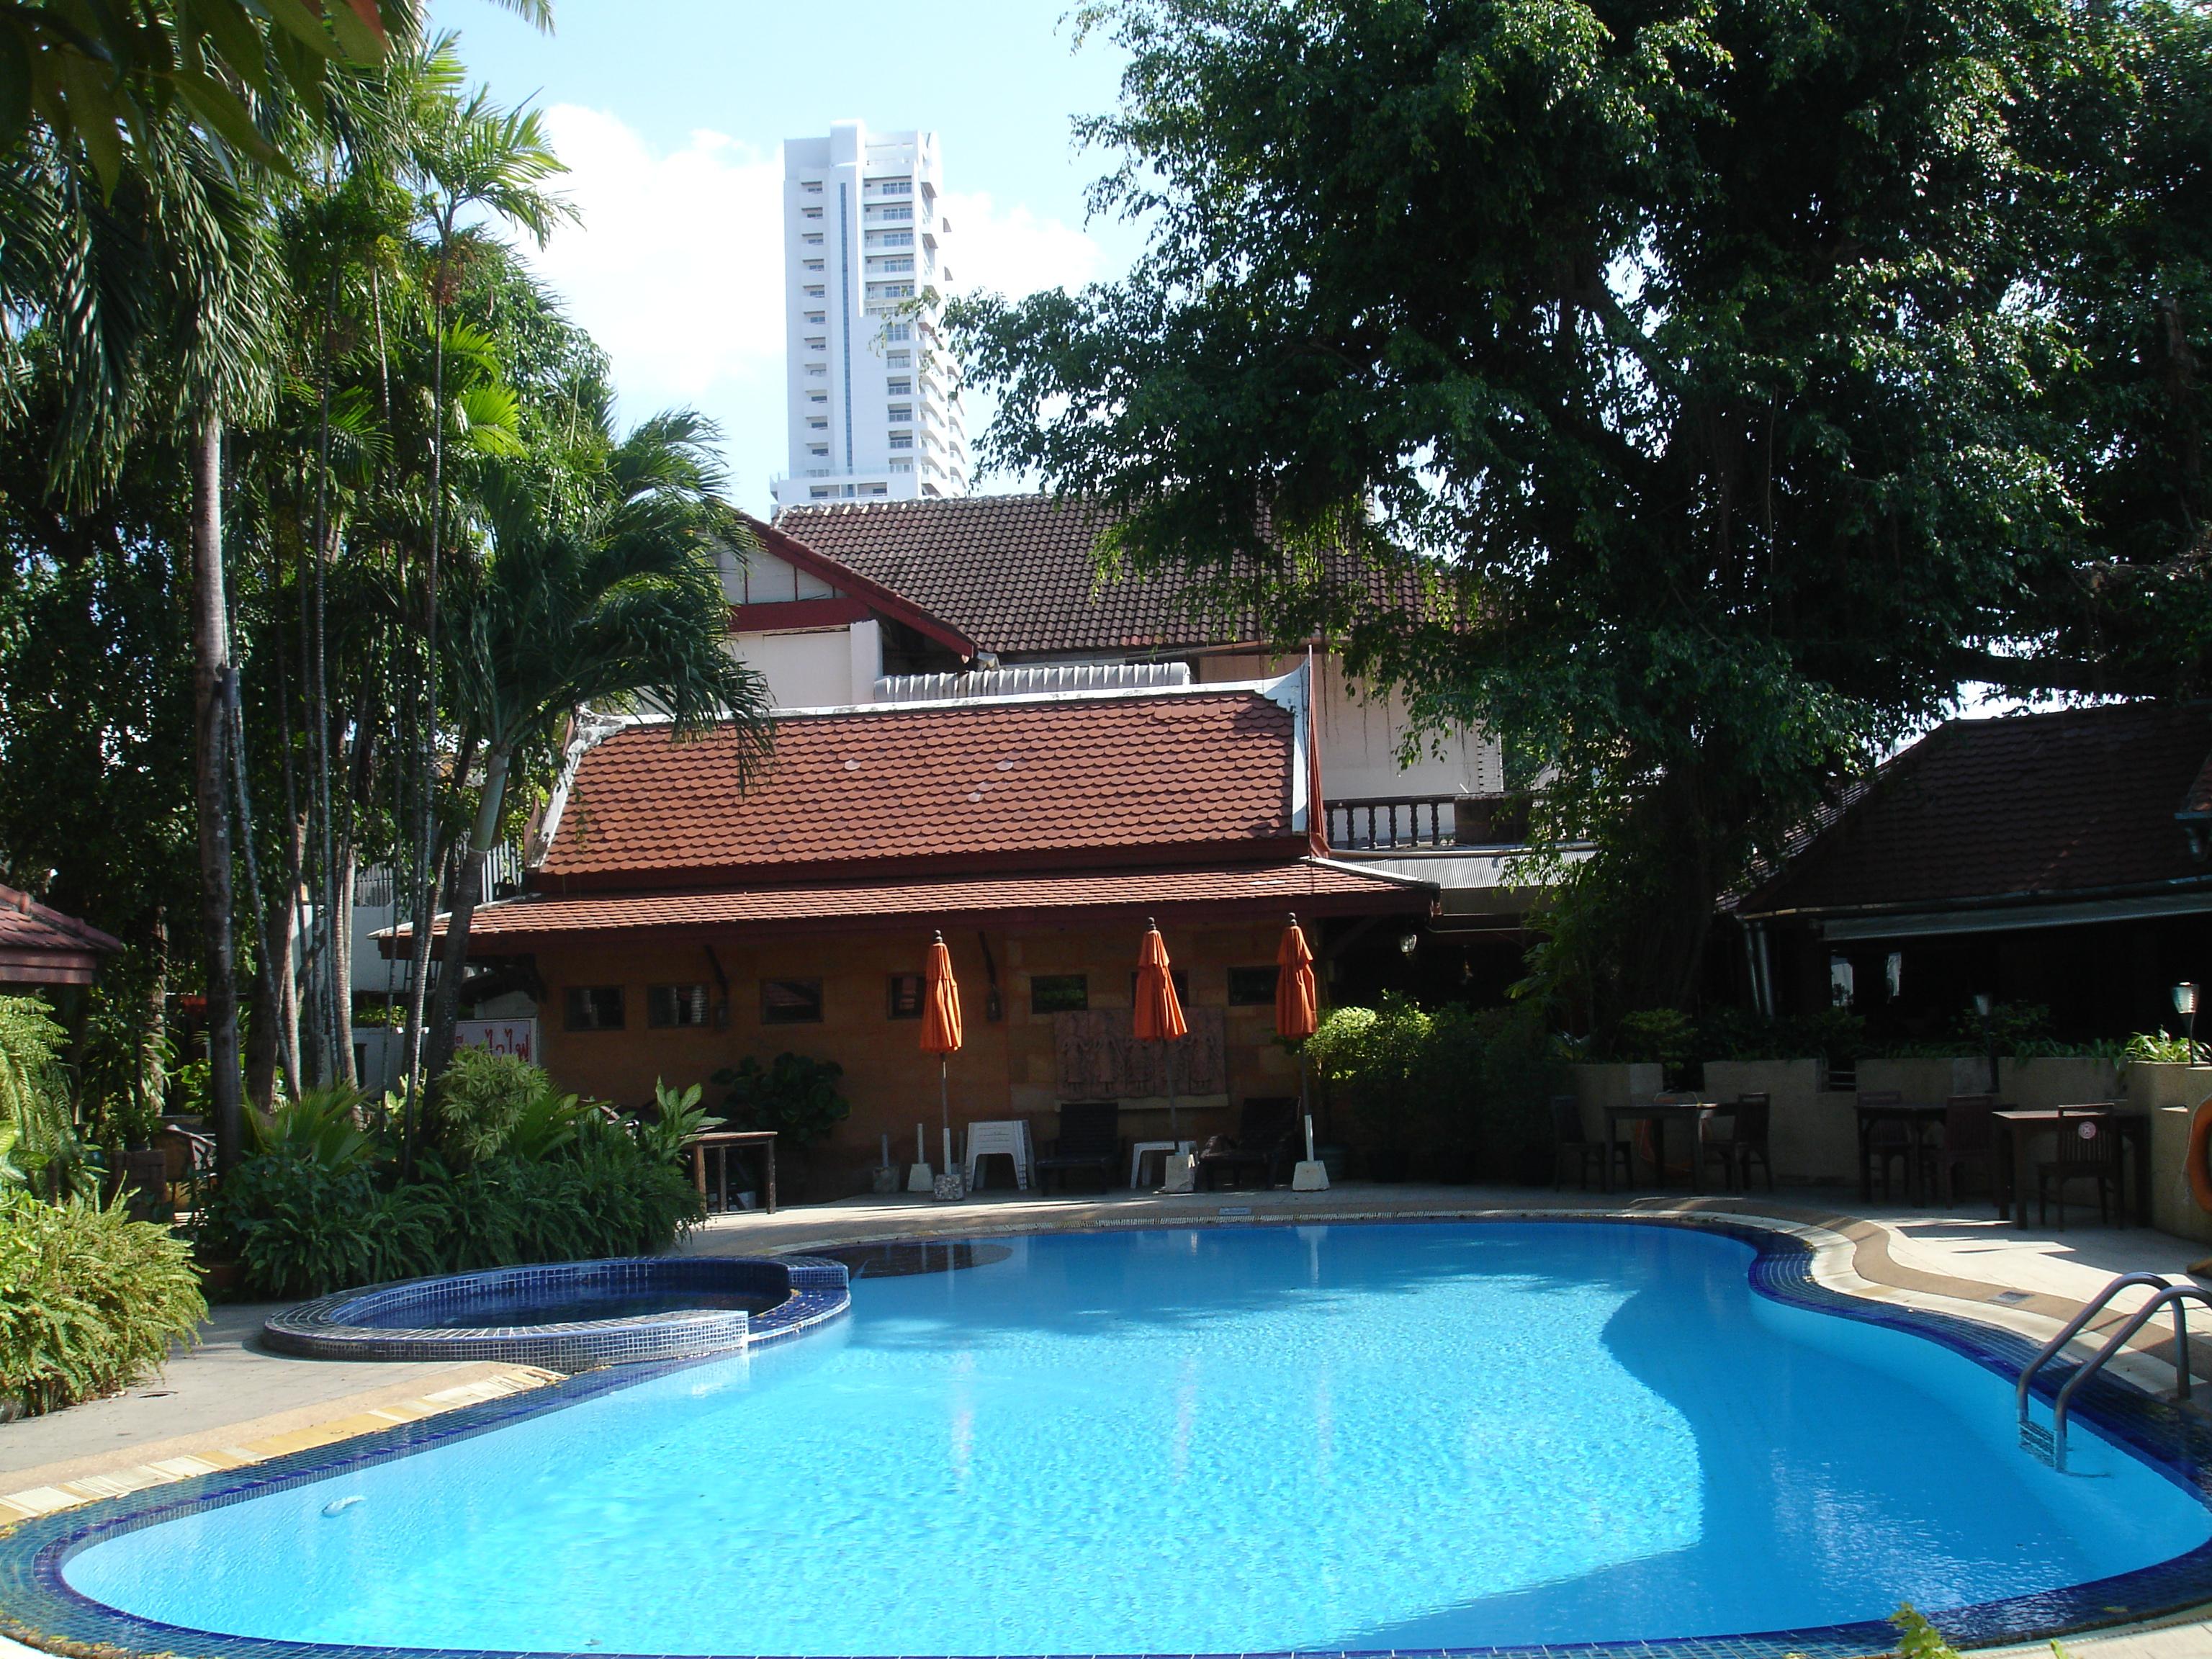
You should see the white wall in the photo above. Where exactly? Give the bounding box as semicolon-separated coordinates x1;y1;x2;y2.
729;628;861;710
1198;652;1503;800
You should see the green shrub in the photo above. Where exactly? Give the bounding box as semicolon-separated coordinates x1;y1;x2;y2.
431;1049;544;1164
1609;1007;1698;1070
0;1188;206;1415
204;1113;704;1300
2125;1030;2198;1064
713;1053;849;1151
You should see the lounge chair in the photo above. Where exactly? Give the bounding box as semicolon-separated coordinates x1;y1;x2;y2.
1034;1100;1120;1195
1552;1094;1631;1190
1195;1097;1300;1191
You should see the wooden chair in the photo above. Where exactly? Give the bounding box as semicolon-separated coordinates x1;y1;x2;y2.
1936;1094;1996;1205
1196;1097;1300;1191
1704;1092;1772;1192
1034;1100;1121;1195
2038;1105;2124;1230
1552;1094;1631;1190
1857;1089;1912;1200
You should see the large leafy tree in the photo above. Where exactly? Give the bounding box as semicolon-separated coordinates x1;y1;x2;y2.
953;0;2212;1018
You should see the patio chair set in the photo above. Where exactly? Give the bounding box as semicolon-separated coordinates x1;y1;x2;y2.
1000;1097;1306;1195
1856;1091;2141;1228
1552;1092;1775;1195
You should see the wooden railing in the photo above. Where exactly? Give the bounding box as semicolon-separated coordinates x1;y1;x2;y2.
1324;794;1533;852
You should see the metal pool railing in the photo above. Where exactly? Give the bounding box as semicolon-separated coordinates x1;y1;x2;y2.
2016;1271;2211;1467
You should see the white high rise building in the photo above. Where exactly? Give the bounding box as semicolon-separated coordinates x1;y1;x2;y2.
771;122;968;508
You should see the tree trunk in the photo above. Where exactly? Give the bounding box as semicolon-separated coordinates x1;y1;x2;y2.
143;909;169;1117
423;744;511;1086
332;837;356;1089
189;413;244;1176
244;811;307;1108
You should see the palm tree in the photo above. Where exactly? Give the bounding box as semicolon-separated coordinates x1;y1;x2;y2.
391;56;571;1109
418;410;773;1082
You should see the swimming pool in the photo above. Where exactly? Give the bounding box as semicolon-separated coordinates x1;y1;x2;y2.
17;1218;2212;1658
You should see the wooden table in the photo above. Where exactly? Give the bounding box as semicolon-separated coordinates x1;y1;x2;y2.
1604;1102;1721;1193
1993;1108;2149;1229
1856;1102;1950;1205
691;1130;778;1215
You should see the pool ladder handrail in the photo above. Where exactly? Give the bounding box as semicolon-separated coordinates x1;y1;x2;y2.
2015;1272;2212;1457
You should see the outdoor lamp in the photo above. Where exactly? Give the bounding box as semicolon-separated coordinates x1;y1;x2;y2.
2177;982;2200;1063
1973;992;1993;1020
1398;930;1420;958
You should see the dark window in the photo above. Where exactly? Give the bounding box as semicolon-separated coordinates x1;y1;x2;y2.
887;974;923;1019
1128;968;1192;1005
1030;974;1089;1015
565;986;625;1031
648;984;712;1028
762;978;824;1025
1228;966;1280;1006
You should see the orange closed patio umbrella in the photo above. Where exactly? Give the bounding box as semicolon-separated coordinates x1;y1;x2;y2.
1133;919;1190;1178
1277;915;1326;1184
922;931;963;1191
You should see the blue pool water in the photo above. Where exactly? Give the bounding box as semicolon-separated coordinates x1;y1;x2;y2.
63;1222;2212;1653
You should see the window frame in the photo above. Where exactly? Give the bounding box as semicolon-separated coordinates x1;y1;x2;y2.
647;982;714;1030
1030;974;1089;1015
564;985;626;1032
760;977;825;1026
1227;966;1281;1007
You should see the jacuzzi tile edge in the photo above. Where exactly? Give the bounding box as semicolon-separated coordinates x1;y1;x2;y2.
2;1213;2207;1659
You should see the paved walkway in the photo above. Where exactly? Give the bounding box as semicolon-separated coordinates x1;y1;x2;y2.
7;1181;2212;1657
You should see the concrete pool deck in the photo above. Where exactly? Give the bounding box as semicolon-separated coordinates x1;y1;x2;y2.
8;1181;2212;1656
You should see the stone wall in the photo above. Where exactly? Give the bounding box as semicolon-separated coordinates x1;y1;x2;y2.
1701;1059;1851;1186
2139;1063;2212;1246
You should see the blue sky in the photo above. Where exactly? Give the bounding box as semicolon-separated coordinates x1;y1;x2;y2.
427;1;1144;511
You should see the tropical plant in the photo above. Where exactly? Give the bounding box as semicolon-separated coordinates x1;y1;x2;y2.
0;994;86;1194
246;1082;377;1174
419;412;774;1083
0;1187;206;1416
634;1078;724;1165
712;1053;850;1153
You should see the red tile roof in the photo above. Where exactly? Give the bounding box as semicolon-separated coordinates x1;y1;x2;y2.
536;689;1305;889
0;882;122;985
453;860;1429;943
773;494;1421;657
732;511;975;657
1740;701;2212;918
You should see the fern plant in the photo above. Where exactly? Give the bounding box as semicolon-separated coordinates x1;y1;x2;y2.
0;1188;206;1416
0;995;87;1195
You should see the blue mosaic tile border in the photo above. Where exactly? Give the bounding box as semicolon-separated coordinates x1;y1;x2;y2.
3;1214;2208;1659
261;1253;850;1371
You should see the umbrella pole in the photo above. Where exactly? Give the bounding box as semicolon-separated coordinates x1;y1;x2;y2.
1292;1041;1329;1192
940;1056;954;1192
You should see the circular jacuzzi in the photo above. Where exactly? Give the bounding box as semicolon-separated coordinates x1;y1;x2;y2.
262;1254;848;1370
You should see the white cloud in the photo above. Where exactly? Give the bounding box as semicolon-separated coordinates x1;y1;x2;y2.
940;190;1105;300
504;113;1111;507
527;104;784;409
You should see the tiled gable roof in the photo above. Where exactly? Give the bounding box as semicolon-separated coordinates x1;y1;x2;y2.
535;689;1303;889
1741;701;2212;917
773;494;1416;657
0;882;121;984
462;860;1429;941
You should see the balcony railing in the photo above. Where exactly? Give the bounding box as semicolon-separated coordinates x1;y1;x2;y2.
1325;794;1533;853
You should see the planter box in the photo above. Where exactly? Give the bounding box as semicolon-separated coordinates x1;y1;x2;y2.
1702;1059;1854;1186
1858;1057;1996;1102
1568;1063;1662;1143
2135;1062;2212;1246
1998;1056;2122;1110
